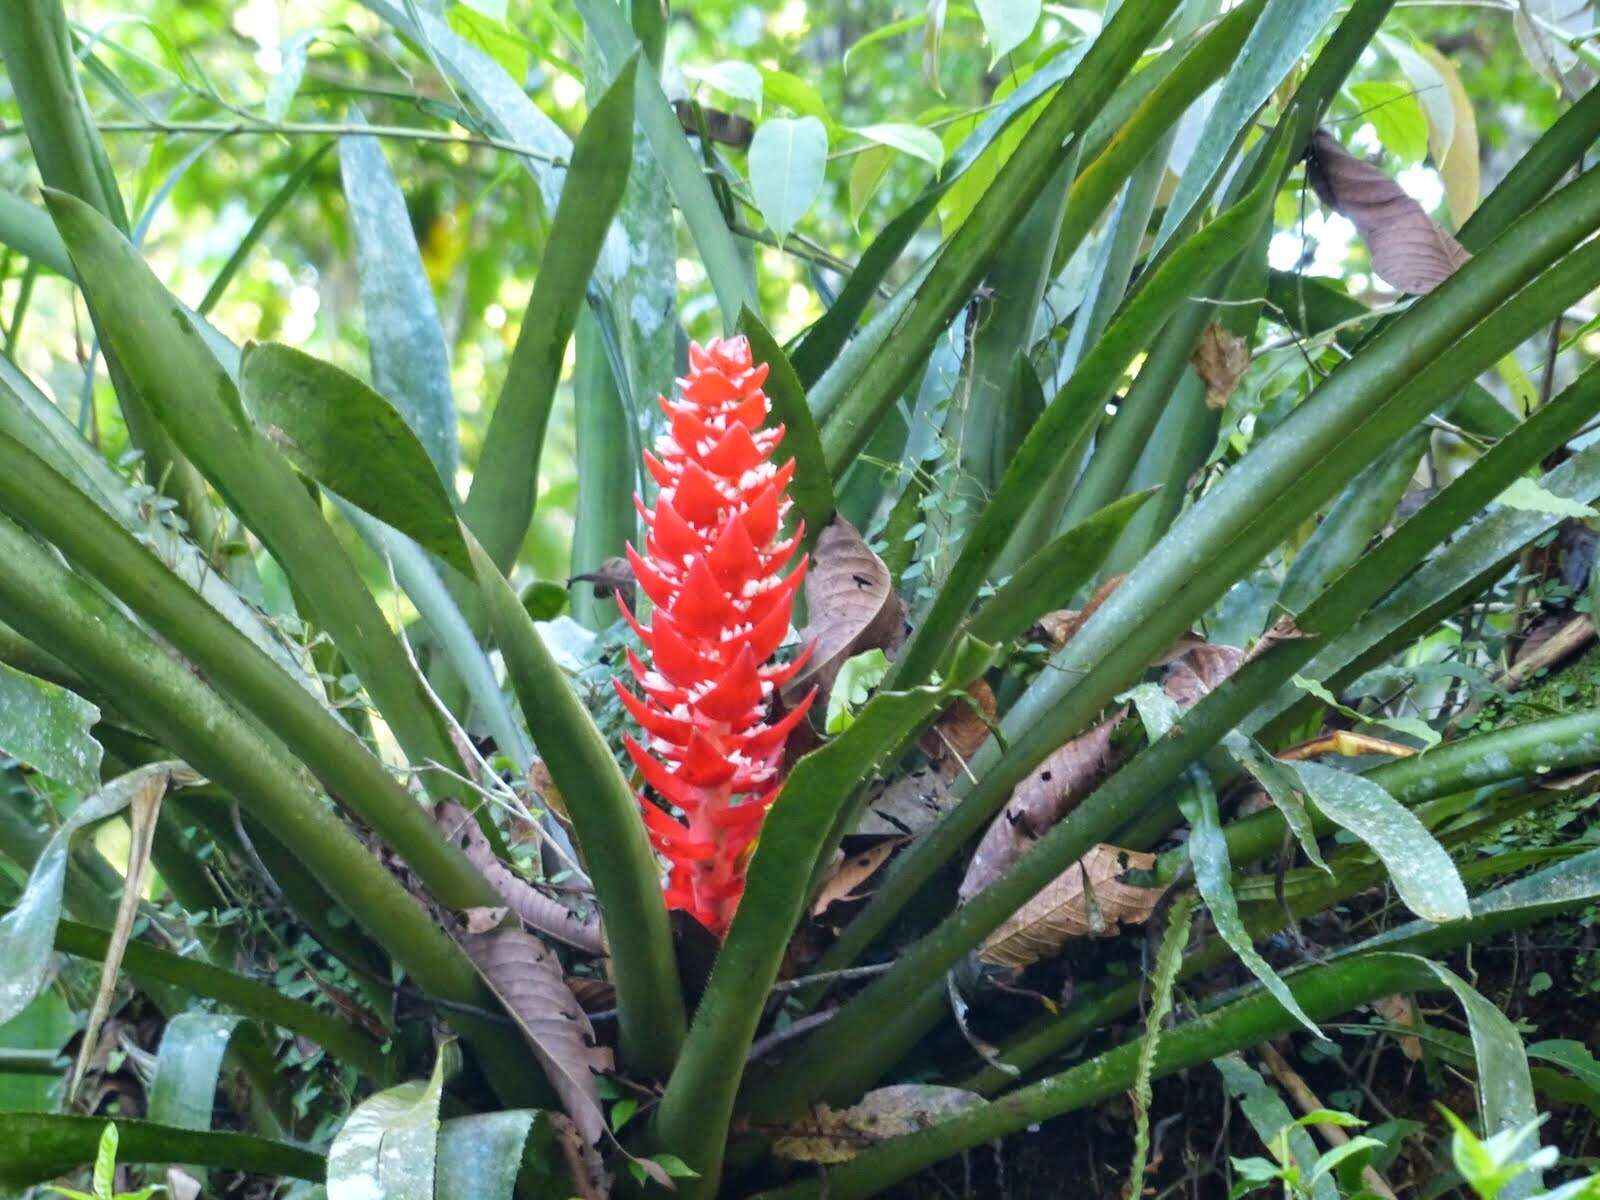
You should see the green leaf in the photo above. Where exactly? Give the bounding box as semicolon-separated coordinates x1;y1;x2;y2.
1227;736;1330;874
683;60;763;110
1154;0;1339;253
1349;82;1429;164
327;1045;454;1200
965;489;1156;648
240;343;471;576
1216;1056;1336;1200
92;1122;116;1199
0;190;74;278
464;55;638;572
263;28;316;121
1420;961;1542;1197
1179;768;1324;1037
446;5;530;81
977;0;1041;66
1129;895;1195;1189
653;642;996;1196
521;581;569;621
759;68;828;121
0;766;182;1025
1288;762;1470;924
0;660;101;796
0;1114;322;1190
852;123;946;170
826;649;893;734
749;116;828;243
436;1111;569;1200
147;1012;244;1131
737;308;835;536
848;146;894;227
1289;674;1441;748
337;123;458;481
1496;475;1599;518
1310;1136;1386;1183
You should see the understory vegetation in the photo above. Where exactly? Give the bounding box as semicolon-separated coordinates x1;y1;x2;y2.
4;0;1600;1197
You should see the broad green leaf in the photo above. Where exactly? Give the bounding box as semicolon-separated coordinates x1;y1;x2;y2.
759;67;829;121
446;5;531;81
1227;736;1330;874
1215;1055;1337;1200
1120;682;1182;742
853;123;947;170
737;308;835;535
338;123;458;481
683;60;763;111
328;1045;454;1200
826;649;893;734
436;1110;572;1200
977;0;1041;66
1419;960;1542;1197
848;146;894;227
464;56;637;573
965;489;1157;648
1154;0;1339;253
0;661;101;796
93;1121;116;1198
147;1012;244;1131
749;116;828;243
1349;81;1429;164
1496;475;1598;518
1288;761;1469;924
0;765;182;1025
1309;1136;1386;1183
240;343;472;576
263;29;316;121
1179;768;1323;1036
1380;34;1455;161
0;190;75;278
0;1114;322;1189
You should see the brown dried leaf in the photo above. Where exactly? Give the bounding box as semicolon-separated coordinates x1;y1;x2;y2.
959;717;1119;902
773;1085;982;1164
921;680;997;779
811;839;903;918
1192;323;1251;410
785;517;905;703
549;1110;612;1200
463;905;509;934
1036;575;1124;651
674;99;755;148
855;767;955;837
1308;128;1470;294
1163;643;1244;708
462;928;614;1144
1371;993;1423;1061
565;976;616;1014
980;844;1167;970
437;802;605;956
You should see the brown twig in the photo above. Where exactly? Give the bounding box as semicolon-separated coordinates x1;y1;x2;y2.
1257;1042;1399;1200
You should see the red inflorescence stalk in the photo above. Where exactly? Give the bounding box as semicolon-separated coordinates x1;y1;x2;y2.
614;336;815;937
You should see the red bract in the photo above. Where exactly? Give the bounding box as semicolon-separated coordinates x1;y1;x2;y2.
614;336;814;937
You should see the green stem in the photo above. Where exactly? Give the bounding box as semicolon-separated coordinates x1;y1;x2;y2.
0;512;545;1106
0;430;502;914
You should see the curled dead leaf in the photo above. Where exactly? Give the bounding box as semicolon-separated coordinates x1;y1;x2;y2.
462;928;614;1144
1191;324;1251;411
811;839;903;918
1036;575;1124;651
785;517;905;703
1371;993;1423;1061
959;717;1119;903
773;1084;982;1164
1163;643;1244;708
980;844;1167;970
921;680;997;779
463;905;509;935
1307;128;1470;294
437;803;605;956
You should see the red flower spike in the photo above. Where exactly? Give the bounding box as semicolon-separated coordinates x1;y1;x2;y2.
614;335;813;937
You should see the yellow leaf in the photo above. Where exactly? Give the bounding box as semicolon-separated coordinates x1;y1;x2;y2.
1418;44;1480;226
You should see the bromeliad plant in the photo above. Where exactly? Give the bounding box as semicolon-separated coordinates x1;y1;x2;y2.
4;0;1600;1197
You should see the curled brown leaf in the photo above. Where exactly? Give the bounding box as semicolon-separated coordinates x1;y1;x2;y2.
1307;128;1470;295
784;517;906;703
1191;323;1251;411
